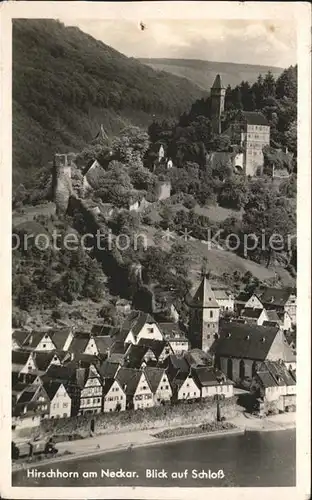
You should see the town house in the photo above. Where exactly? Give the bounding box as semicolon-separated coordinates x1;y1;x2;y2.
234;291;264;315
68;333;99;357
116;368;154;410
43;381;72;419
251;360;296;411
12;350;37;376
239;307;269;326
21;331;57;351
144;367;172;405
118;311;164;345
78;364;103;415
12;384;50;424
42;364;81;417
171;371;201;402
102;378;126;412
192;366;234;399
158;322;189;355
255;287;296;325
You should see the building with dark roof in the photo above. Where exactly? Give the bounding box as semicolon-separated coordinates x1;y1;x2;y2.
251;360;296;411
255;287;296;325
43;381;72;419
143;367;172;404
158;322;189;355
212;321;296;384
115;368;154;410
118;311;164;344
223;107;271;176
102;378;126;412
239;307;269;326
192;366;234;399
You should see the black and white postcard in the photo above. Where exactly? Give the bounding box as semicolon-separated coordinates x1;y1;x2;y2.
0;1;311;499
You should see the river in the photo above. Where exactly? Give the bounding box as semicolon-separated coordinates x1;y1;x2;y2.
12;429;295;487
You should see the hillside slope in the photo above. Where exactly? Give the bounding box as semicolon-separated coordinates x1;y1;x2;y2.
13;20;206;189
138;58;284;91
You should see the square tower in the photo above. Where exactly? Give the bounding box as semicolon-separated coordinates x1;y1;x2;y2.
187;276;220;352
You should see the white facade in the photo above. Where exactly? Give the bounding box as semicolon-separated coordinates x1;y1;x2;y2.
154;373;172;404
136;323;164;343
177;375;201;401
201;383;234;399
168;339;189;355
19;354;37;374
34;333;56;351
84;337;99;356
103;380;126;413
49;384;72;419
245;295;264;309
132;372;154;410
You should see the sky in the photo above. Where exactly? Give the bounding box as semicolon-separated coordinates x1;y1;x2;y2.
60;18;297;68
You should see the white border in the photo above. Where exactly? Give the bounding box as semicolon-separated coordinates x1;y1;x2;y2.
0;2;311;499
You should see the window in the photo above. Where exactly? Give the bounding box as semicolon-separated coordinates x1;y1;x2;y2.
193;392;196;396
97;398;101;403
165;385;169;389
210;311;213;318
42;344;46;348
207;334;211;339
147;327;154;334
63;403;68;408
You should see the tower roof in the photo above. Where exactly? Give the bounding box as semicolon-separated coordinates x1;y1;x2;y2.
187;276;219;309
211;74;225;90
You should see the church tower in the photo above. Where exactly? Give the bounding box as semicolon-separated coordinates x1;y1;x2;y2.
210;74;226;135
186;276;220;352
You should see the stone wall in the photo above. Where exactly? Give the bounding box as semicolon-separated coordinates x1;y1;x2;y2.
38;397;239;438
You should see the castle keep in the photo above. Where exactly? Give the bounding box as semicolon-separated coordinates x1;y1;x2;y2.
210;74;270;177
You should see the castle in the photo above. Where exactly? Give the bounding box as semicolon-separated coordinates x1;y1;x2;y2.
210;74;271;177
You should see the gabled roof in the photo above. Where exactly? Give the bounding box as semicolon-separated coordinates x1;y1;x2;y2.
49;328;73;350
102;378;123;396
184;349;213;368
120;311;158;339
137;338;170;358
124;344;149;369
32;352;60;372
42;364;77;383
67;336;91;355
256;287;293;307
43;381;65;401
158;323;187;341
144;367;166;393
256;360;296;388
91;324;119;336
21;331;56;349
98;360;120;380
94;336;115;354
116;368;148;396
12;330;31;347
242;111;269;126
187;277;219;309
240;308;264;319
212;322;280;361
193;366;232;387
235;291;261;304
266;310;281;322
168;354;190;374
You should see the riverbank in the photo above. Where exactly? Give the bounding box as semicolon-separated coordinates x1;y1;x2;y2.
12;412;296;473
